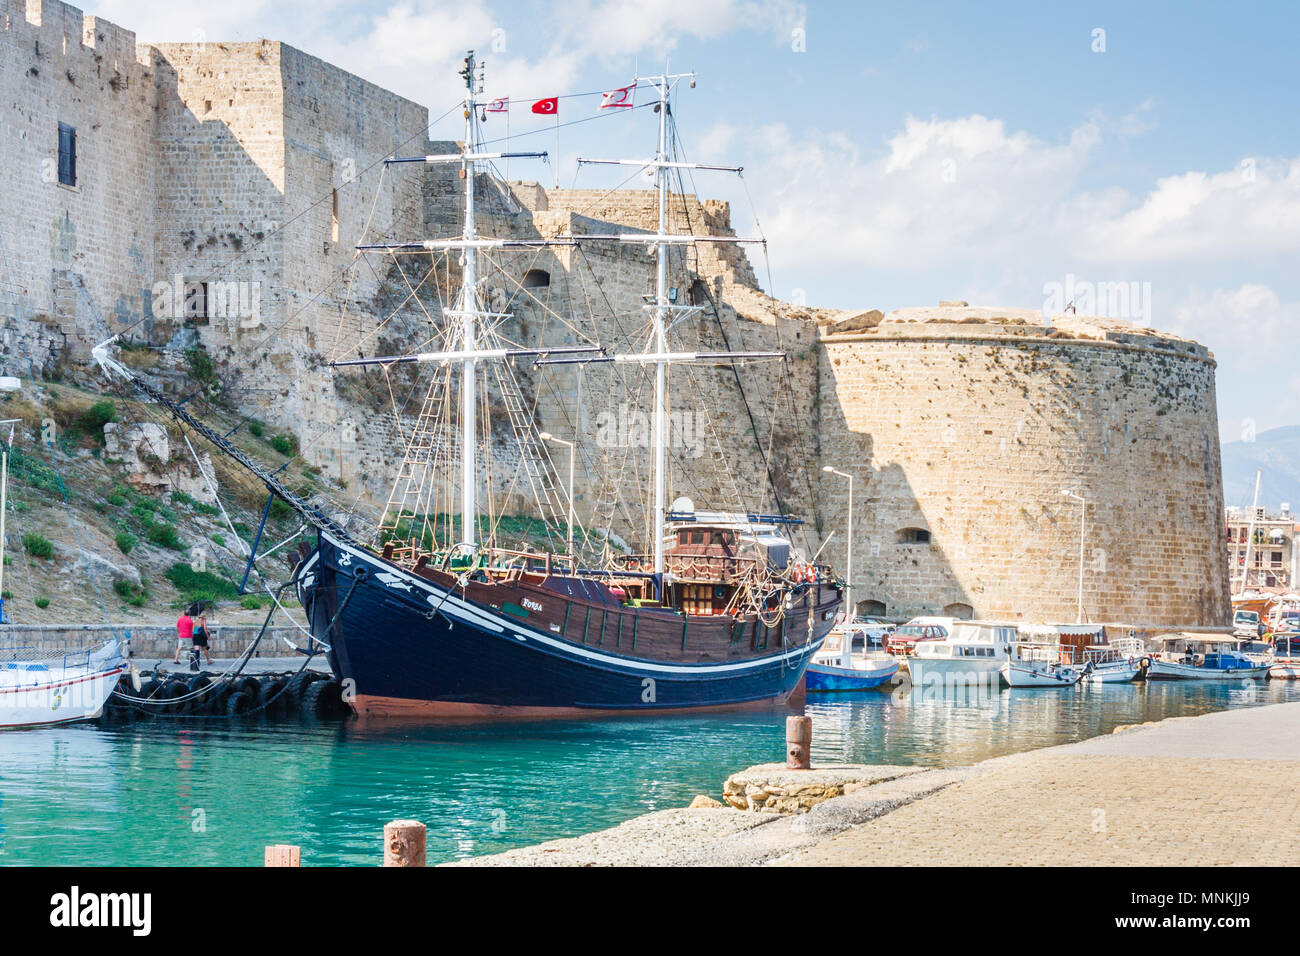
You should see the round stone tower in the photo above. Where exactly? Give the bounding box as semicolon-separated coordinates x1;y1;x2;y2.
816;305;1228;629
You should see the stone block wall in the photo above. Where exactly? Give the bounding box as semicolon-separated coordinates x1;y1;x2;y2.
817;311;1228;626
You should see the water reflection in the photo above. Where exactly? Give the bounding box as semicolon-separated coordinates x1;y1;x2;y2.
0;680;1295;865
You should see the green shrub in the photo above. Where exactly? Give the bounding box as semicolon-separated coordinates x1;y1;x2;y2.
247;419;264;438
1;590;11;600
269;498;293;521
146;522;185;550
240;595;264;610
82;400;118;440
212;533;226;548
270;434;297;456
170;490;218;517
115;531;137;554
113;578;148;608
185;345;216;385
34;596;50;609
165;562;240;603
22;533;53;559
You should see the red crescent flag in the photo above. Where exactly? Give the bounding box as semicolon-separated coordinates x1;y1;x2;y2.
531;97;558;115
599;83;635;109
485;97;509;113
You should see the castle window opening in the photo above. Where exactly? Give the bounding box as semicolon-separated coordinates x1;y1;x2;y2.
897;527;931;545
522;269;550;289
57;122;76;187
184;281;210;323
331;188;339;244
942;602;974;620
859;599;887;618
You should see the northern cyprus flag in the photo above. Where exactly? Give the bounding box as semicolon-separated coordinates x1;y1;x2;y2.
599;83;635;109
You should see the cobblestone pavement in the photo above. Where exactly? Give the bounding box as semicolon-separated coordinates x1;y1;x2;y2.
778;702;1300;866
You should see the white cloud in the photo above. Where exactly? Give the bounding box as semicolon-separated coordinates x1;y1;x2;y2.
553;0;803;61
1168;284;1300;433
715;114;1099;272
1073;158;1300;264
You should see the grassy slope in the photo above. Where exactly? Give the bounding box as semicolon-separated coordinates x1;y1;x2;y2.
0;380;325;628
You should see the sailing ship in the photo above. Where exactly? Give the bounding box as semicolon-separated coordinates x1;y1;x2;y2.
96;55;843;716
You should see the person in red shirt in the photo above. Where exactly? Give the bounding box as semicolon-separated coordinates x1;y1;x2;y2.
174;608;194;664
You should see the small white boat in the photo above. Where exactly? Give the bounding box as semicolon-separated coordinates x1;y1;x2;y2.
1000;641;1084;687
908;621;1018;689
1080;636;1146;683
1145;633;1271;681
805;624;900;691
1270;635;1300;679
1001;659;1085;687
0;640;127;728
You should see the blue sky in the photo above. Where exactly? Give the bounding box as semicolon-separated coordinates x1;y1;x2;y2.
90;0;1300;440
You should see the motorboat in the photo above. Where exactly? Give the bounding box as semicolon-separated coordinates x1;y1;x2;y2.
1080;634;1147;683
1000;645;1087;687
907;620;1018;689
1270;635;1300;679
1145;633;1271;680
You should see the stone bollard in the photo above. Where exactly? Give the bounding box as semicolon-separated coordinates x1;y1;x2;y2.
786;715;812;770
383;820;427;867
264;844;301;867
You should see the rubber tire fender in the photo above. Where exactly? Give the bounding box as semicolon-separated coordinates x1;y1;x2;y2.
225;690;254;716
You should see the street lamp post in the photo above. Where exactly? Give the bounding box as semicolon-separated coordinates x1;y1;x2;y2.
1061;488;1089;624
539;432;576;557
0;374;22;625
823;465;855;667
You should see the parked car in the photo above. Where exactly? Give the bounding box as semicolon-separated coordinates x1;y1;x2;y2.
1232;609;1261;638
884;616;954;655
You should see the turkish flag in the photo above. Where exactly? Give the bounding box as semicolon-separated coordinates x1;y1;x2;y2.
531;97;558;115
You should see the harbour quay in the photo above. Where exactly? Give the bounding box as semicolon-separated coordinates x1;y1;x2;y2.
450;701;1300;867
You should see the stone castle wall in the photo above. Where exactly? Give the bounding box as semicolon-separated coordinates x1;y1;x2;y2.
0;3;1230;628
816;309;1227;626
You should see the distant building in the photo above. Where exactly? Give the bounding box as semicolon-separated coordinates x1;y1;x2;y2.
1226;504;1298;590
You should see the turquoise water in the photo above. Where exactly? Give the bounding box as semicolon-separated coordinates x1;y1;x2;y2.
1;679;1296;866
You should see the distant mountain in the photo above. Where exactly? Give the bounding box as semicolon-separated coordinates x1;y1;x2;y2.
1221;425;1300;511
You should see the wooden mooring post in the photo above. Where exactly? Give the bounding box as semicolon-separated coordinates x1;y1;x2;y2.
384;820;427;867
786;715;812;770
264;844;301;867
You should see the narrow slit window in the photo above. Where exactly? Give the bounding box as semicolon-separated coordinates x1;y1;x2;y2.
331;188;339;243
57;122;76;187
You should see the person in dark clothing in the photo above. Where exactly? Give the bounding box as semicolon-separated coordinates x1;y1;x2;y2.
190;603;213;669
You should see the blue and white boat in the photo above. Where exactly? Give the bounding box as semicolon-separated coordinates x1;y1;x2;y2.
805;625;899;692
1145;633;1271;680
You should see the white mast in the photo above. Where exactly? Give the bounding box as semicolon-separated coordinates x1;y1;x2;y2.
572;71;781;579
651;73;670;575
460;52;480;548
1239;468;1262;592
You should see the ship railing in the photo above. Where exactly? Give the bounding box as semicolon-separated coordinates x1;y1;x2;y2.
619;553;763;581
0;645;96;683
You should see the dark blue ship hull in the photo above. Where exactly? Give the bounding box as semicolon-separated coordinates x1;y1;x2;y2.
296;533;830;717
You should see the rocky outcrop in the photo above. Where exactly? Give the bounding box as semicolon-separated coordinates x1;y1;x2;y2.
102;421;217;503
722;763;928;813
